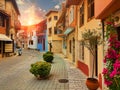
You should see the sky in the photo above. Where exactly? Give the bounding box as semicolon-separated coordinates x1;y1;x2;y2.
16;0;64;26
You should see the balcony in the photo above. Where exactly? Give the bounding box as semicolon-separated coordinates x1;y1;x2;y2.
66;0;81;7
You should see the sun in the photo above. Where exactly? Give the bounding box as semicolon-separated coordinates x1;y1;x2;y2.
28;20;34;26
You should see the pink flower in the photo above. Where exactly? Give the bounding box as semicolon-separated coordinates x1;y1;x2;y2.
115;41;120;48
103;59;106;63
102;68;108;74
104;79;112;86
106;22;114;25
117;54;120;59
106;48;117;59
110;69;117;78
114;60;120;69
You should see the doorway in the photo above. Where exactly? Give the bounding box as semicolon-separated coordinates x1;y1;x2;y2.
72;37;75;62
117;26;120;41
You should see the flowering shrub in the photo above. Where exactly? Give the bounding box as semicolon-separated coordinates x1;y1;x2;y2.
102;18;120;90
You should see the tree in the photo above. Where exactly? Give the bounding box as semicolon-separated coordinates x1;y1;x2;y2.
81;29;102;78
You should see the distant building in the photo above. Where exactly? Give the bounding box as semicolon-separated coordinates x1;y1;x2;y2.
17;26;28;49
27;25;38;49
46;9;63;53
36;19;48;52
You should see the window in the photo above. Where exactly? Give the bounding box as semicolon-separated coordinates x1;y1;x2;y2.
49;28;52;36
0;16;5;27
69;40;71;53
79;42;84;60
54;27;57;34
87;0;94;20
69;6;74;24
79;2;84;26
54;16;58;20
29;40;33;45
117;27;120;41
48;17;51;22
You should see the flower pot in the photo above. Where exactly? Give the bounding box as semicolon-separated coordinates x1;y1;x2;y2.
86;78;99;90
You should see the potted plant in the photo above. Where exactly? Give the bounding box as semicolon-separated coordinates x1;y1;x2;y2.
29;61;51;79
81;29;102;90
102;17;120;90
43;51;54;63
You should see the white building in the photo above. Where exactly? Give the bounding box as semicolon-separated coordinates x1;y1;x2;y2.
28;30;38;49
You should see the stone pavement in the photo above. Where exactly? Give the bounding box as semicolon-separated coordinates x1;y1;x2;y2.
0;50;88;90
58;54;88;90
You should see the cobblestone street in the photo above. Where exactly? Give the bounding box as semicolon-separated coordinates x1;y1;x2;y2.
0;50;88;90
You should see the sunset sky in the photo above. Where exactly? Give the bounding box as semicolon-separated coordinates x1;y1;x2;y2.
16;0;64;26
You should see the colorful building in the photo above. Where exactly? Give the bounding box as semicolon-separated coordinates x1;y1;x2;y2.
57;0;104;89
95;0;120;89
17;26;28;49
0;0;20;57
46;9;63;53
56;2;67;56
36;19;48;52
27;25;38;49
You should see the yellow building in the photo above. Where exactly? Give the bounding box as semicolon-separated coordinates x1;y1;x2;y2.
77;0;103;89
46;10;62;53
95;0;120;89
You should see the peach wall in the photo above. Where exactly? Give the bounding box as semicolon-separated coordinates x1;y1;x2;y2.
95;0;112;18
0;27;6;34
47;12;62;41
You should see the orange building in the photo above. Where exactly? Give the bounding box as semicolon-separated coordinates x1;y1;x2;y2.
0;0;20;58
95;0;120;89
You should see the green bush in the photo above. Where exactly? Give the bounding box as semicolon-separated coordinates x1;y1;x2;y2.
46;51;53;55
29;61;51;79
43;53;54;63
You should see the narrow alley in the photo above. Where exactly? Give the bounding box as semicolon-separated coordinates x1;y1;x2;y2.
0;50;88;90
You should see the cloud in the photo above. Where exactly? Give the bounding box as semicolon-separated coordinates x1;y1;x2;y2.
19;5;46;25
54;5;60;9
16;0;25;5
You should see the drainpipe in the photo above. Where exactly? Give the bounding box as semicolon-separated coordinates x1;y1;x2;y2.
101;19;105;90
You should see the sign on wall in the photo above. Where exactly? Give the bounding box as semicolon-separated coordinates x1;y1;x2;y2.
5;44;13;52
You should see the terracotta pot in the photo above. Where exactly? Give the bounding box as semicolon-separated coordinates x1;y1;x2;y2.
86;78;99;90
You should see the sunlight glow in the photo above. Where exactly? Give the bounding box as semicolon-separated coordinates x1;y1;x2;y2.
19;5;45;26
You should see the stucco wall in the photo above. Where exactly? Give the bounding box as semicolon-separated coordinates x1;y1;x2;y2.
77;0;103;80
51;40;62;53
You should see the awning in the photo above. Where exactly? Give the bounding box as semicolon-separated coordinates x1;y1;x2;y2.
0;34;12;41
64;27;74;35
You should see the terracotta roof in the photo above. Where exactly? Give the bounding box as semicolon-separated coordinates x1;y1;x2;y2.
96;0;120;19
45;10;58;16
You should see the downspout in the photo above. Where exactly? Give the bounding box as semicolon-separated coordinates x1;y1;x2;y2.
101;19;105;90
76;5;79;66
